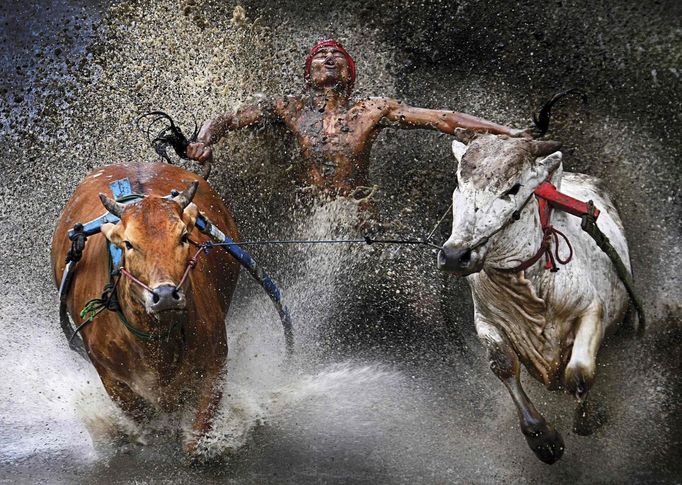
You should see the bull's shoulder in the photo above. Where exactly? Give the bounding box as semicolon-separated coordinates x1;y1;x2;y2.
559;171;626;236
469;271;557;384
560;172;616;213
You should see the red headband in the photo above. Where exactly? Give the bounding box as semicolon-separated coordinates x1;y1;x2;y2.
304;39;356;92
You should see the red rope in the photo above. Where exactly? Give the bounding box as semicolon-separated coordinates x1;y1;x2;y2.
542;225;574;271
502;184;575;274
119;267;156;294
117;240;212;295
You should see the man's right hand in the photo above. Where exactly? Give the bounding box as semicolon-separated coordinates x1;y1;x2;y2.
186;142;213;164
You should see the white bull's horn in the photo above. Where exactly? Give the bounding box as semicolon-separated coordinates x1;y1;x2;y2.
98;193;125;217
173;181;199;210
531;140;562;157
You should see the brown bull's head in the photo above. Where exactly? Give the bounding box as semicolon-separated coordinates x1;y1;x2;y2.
99;182;200;316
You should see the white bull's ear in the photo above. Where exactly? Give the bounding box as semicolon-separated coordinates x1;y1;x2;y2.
531;151;563;184
536;151;563;172
452;140;467;163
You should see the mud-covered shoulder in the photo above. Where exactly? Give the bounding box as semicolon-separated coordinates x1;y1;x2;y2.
277;94;303;108
353;96;393;111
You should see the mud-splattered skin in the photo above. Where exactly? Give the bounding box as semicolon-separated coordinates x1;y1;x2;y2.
188;46;526;195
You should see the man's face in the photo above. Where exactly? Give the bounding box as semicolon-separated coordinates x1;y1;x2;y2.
309;47;351;91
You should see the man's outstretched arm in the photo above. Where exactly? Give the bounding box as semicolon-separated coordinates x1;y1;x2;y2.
380;98;531;138
187;96;278;163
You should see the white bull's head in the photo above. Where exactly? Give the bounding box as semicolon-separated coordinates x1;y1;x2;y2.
438;129;563;276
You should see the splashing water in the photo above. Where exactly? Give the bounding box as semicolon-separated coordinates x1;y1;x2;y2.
2;0;681;482
0;196;410;468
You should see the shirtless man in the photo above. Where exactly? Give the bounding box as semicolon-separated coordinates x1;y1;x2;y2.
187;39;531;195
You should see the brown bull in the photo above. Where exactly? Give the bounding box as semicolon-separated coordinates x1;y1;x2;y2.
51;163;240;457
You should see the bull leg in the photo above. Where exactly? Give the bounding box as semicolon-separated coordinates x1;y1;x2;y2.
564;301;607;435
477;321;565;464
184;368;225;460
100;373;153;424
98;373;154;448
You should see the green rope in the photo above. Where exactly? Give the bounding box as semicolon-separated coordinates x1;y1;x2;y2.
77;242;183;342
80;298;107;322
115;306;181;341
79;281;117;322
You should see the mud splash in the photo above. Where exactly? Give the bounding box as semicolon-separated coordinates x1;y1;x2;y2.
1;0;681;482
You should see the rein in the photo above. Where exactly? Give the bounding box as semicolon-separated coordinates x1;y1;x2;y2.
192;236;443;250
118;267;156;294
117;234;443;305
116;240;207;298
463;190;537;254
68;224;444;346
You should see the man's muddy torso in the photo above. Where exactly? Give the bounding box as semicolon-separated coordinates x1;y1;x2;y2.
276;95;387;194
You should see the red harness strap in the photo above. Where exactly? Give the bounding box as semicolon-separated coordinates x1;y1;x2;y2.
504;182;600;273
533;182;600;219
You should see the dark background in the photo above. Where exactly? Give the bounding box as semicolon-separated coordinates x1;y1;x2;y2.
1;0;680;483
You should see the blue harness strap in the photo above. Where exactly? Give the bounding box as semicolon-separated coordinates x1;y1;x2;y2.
109;178;133;199
194;216;294;355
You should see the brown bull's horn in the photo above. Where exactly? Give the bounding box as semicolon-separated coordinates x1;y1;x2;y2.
99;193;125;217
531;140;562;157
173;181;199;210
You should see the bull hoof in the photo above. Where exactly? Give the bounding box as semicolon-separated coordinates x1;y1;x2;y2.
564;364;595;401
523;423;565;464
573;398;607;436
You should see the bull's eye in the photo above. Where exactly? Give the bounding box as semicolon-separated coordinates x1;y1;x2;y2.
502;183;522;197
124;240;133;251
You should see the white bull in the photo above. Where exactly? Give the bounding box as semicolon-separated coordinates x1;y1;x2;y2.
438;129;631;464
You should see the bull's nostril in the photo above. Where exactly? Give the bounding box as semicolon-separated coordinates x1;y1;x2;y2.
152;293;160;304
172;290;180;300
458;250;472;264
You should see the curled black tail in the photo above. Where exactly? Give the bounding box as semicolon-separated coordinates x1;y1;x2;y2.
533;88;588;137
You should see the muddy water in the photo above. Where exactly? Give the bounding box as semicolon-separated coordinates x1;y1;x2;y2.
1;0;681;483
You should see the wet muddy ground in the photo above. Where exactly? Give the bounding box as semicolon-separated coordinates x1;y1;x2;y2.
1;0;680;483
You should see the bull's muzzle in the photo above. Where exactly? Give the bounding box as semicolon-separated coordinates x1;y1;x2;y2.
147;284;186;313
437;246;480;275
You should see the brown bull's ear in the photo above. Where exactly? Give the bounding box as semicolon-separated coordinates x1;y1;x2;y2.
453;128;478;144
181;203;199;234
530;140;562;157
101;222;123;246
173;181;199;210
